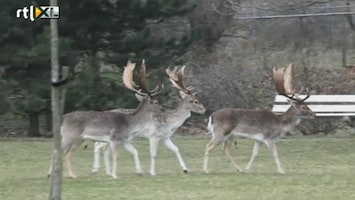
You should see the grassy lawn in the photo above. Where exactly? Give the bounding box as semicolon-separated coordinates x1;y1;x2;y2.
1;135;355;200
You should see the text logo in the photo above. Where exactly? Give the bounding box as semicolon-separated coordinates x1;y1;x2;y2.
16;6;59;21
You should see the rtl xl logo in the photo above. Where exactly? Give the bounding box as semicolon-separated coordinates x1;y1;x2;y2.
16;6;59;21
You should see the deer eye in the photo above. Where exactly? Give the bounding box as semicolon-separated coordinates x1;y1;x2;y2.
194;100;199;104
302;105;308;110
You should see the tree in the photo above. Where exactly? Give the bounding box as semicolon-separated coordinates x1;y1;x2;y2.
188;0;239;46
0;23;74;136
49;0;65;198
58;0;194;65
0;0;197;137
0;79;12;115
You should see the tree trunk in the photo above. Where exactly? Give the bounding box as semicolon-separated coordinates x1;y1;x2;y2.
28;112;41;137
49;0;63;199
45;110;52;132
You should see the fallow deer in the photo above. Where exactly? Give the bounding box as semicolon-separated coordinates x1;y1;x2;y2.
47;60;163;179
92;66;206;176
203;64;315;174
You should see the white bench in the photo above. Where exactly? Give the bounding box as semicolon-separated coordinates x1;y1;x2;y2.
272;95;355;117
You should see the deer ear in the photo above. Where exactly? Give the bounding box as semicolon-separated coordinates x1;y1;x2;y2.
135;93;145;102
287;98;297;105
179;91;188;99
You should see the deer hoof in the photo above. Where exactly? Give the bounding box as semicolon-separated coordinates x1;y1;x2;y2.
237;169;245;173
183;169;188;174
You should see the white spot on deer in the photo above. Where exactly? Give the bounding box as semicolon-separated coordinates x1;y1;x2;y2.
234;132;265;141
82;134;111;143
207;116;213;133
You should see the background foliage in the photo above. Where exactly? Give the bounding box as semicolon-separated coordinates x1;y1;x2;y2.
0;0;355;136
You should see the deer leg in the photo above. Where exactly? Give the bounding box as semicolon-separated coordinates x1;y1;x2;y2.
220;138;237;151
123;143;142;175
265;140;285;174
48;136;72;177
65;143;80;178
223;138;243;173
149;137;160;176
103;144;111;176
62;137;83;178
164;138;188;173
203;138;223;173
47;153;54;178
110;142;120;179
245;141;262;172
92;142;111;175
92;142;102;174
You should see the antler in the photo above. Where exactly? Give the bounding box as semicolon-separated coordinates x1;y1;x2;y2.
123;59;162;97
139;59;147;92
301;88;311;102
165;65;193;94
283;64;293;94
273;64;294;95
123;60;142;94
140;59;163;96
273;64;310;102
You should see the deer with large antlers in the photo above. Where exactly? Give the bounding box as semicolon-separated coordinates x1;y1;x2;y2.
47;60;163;179
203;64;315;174
91;65;206;176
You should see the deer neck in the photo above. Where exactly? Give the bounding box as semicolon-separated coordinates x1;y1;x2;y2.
165;100;191;129
280;106;301;132
176;100;192;118
129;101;156;129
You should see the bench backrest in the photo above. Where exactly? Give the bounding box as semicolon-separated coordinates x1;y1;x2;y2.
272;95;355;117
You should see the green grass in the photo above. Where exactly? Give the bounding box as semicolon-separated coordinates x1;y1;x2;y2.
1;135;355;200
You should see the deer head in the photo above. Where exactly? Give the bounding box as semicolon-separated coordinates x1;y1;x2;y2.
273;64;314;119
123;59;163;111
166;66;206;114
